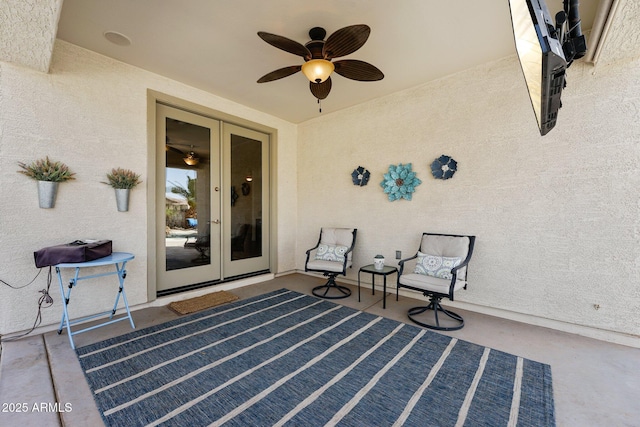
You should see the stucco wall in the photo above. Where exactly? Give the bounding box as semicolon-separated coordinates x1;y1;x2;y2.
0;40;298;335
297;55;640;339
0;0;62;73
2;38;638;342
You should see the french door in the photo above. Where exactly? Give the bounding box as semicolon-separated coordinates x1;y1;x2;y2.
156;104;221;292
222;123;270;278
155;104;270;294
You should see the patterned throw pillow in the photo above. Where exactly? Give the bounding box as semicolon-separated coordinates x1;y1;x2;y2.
414;251;462;280
315;244;348;262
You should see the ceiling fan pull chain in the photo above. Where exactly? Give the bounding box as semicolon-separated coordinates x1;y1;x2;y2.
318;98;322;113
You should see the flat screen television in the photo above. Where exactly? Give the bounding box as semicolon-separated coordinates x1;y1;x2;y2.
509;0;567;136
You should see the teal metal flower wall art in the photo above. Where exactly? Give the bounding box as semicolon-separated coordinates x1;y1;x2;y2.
431;155;457;179
351;166;370;186
380;163;422;201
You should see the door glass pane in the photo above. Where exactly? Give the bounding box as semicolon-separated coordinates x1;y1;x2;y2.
165;118;211;271
231;134;262;261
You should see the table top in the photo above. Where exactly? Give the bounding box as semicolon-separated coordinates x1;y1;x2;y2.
359;264;398;274
55;252;134;268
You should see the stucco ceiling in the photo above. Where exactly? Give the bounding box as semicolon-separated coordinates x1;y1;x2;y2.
4;0;639;124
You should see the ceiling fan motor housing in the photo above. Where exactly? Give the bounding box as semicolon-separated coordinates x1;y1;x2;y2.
305;27;326;60
308;27;327;41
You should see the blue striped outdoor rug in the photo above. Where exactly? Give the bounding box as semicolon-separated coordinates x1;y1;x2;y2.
76;289;555;426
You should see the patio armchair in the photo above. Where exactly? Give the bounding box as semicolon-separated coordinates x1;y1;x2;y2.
184;234;210;259
397;232;475;330
184;223;211;260
305;228;357;299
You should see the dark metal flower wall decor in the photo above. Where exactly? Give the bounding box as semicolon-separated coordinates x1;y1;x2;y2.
231;186;239;206
431;155;457;180
351;166;371;186
380;163;421;201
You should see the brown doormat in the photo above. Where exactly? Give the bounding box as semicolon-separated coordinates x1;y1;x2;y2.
168;290;239;315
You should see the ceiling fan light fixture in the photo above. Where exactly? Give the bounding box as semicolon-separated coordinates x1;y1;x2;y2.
301;59;334;83
183;151;199;166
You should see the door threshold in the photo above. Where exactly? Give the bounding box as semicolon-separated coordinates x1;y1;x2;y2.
156;270;270;297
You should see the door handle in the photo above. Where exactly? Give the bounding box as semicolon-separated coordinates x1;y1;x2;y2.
212;219;220;224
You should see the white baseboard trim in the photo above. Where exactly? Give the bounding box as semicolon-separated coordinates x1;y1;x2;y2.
300;270;640;349
274;269;297;278
435;295;640;349
11;270;638;349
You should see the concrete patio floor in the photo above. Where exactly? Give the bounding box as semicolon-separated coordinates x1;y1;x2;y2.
1;273;638;426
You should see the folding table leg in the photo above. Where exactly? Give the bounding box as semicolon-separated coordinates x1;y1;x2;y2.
110;263;123;319
110;261;135;329
56;266;79;350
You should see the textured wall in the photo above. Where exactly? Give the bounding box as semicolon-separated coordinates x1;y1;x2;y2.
297;55;640;339
1;27;637;342
596;0;640;67
0;0;63;72
0;40;297;335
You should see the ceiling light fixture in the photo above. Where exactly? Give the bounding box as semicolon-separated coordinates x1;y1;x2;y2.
183;150;199;166
301;59;335;83
103;31;131;46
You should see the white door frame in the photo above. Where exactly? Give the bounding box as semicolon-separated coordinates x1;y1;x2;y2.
146;90;278;300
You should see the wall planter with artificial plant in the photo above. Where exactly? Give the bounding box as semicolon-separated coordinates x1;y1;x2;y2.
18;156;76;209
103;168;142;212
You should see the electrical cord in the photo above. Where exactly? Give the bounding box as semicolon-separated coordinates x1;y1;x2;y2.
0;267;54;342
0;267;42;289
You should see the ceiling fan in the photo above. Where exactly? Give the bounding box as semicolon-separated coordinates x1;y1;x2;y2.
166;138;203;166
257;25;384;106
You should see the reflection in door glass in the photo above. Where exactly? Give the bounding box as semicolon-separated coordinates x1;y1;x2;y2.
165;118;211;271
231;134;262;261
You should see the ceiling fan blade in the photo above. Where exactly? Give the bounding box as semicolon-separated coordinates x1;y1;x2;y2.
334;59;384;81
258;31;311;59
166;145;184;155
323;24;370;59
309;77;332;100
257;65;302;83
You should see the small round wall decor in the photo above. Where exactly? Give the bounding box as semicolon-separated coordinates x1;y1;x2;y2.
431;155;457;180
380;163;422;201
351;166;371;186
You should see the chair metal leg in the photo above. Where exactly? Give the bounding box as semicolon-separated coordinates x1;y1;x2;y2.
407;295;464;331
312;274;351;299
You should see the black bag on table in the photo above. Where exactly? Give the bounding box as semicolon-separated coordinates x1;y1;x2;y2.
34;240;113;268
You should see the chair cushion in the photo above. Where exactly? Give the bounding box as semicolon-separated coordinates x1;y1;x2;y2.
399;273;466;294
320;228;355;247
319;228;355;262
421;235;469;257
414;251;462;279
421;234;470;279
306;258;352;273
315;243;349;262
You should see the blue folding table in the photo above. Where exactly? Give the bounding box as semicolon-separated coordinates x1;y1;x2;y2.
55;252;136;349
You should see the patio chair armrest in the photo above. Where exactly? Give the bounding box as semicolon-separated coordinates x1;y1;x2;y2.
305;244;320;265
398;253;418;275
